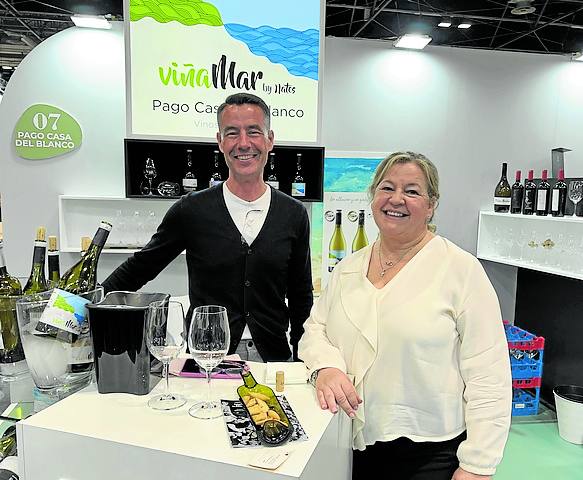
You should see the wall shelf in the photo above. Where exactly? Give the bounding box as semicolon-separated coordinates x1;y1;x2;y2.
477;210;583;281
125;139;325;202
58;196;177;253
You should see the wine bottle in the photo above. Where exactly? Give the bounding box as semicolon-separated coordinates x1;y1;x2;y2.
510;170;524;214
352;210;369;253
328;210;346;272
182;148;197;194
58;222;111;294
494;163;511;213
23;227;48;295
291;153;306;197
536;169;551;216
265;152;279;189
523;169;536;215
0;426;16;462
551;169;567;217
0;241;25;364
209;150;223;187
0;242;22;298
237;368;293;445
47;235;60;284
34;221;112;338
0;455;18;480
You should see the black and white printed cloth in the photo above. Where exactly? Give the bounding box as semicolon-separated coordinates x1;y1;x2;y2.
221;395;308;448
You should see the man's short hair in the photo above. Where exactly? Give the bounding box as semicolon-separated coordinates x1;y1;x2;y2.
217;93;271;131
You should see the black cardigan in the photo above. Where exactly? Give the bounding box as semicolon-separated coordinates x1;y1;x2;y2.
102;184;313;361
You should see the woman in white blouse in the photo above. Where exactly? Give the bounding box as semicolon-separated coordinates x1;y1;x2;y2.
299;152;512;480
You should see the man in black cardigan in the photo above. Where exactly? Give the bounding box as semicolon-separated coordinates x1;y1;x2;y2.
102;93;313;361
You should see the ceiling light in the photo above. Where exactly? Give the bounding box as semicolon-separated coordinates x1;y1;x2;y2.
438;21;452;28
394;34;432;50
458;23;472;29
1;66;13;70
70;14;112;29
510;0;536;16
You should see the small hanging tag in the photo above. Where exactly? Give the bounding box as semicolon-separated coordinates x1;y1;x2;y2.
248;450;291;470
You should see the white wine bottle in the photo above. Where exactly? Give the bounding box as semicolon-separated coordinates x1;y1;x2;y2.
47;235;60;284
34;221;112;339
23;227;48;295
291;153;306;197
493;163;511;213
0;242;22;298
209;150;223;187
237;368;293;446
266;152;279;189
58;222;111;294
328;210;346;272
182;148;197;194
352;210;369;253
0;241;25;364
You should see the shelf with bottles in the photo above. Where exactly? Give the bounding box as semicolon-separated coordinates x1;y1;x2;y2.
58;196;182;254
477;210;583;281
124;139;324;202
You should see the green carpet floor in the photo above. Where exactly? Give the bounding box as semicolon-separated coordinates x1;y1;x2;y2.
495;422;583;479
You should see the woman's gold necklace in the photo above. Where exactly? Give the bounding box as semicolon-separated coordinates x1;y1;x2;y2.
378;237;421;277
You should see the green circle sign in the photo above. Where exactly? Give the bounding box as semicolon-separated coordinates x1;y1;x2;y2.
13;104;82;160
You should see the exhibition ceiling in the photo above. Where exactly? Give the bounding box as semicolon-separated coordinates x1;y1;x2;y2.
2;0;583;83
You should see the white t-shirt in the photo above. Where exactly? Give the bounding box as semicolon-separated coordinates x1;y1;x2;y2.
223;183;272;339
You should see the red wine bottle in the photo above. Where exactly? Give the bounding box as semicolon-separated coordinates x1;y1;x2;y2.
510;170;524;214
536;169;550;216
523;170;536;215
494;163;511;213
551;169;567;217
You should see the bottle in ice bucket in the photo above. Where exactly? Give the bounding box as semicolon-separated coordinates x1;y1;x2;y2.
0;240;25;365
237;368;293;445
34;221;112;340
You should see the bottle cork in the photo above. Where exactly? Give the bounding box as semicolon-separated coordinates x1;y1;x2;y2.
275;370;284;392
36;226;46;241
48;235;58;251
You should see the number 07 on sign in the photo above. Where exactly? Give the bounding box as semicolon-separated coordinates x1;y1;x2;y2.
13;103;83;160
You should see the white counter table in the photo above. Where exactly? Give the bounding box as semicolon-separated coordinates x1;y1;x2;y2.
16;363;352;480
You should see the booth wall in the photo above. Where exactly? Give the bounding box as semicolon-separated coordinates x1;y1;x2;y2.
2;30;583;313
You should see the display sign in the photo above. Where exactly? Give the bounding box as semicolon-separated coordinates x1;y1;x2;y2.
126;0;323;142
13;104;82;160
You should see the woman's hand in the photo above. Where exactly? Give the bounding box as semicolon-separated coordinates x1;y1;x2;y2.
451;467;491;480
315;367;362;418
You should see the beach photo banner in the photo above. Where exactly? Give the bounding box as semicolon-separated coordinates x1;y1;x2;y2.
125;0;323;143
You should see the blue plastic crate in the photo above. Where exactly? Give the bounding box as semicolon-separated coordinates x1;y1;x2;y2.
512;387;540;416
508;349;544;379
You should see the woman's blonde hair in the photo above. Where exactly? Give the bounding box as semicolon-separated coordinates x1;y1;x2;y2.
368;151;440;222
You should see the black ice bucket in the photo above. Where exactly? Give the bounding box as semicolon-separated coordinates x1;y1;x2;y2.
87;291;170;395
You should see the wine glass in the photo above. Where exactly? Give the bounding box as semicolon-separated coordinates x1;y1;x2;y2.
568;180;583;216
188;305;230;419
141;157;157;196
145;301;186;410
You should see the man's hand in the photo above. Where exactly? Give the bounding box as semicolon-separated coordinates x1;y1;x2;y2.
315;367;362;418
451;467;491;480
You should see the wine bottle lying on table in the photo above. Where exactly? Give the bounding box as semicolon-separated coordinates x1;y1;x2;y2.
237;368;294;446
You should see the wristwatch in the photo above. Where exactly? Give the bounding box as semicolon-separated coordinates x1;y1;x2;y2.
309;369;320;388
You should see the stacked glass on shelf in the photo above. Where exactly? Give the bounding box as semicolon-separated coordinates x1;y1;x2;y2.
0;222;111;402
490;223;583;273
494;163;581;217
